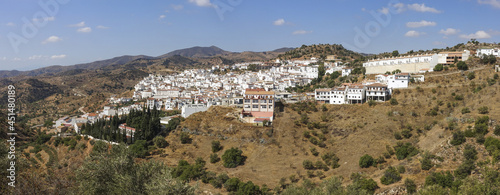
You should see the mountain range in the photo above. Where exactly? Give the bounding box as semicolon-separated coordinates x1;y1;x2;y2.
0;46;294;78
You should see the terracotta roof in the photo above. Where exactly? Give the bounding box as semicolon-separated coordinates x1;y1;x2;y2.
245;88;275;95
315;88;331;92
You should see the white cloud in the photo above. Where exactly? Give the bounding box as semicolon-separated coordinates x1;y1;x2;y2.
459;31;491;39
77;27;92;33
50;55;66;59
478;0;500;8
393;3;406;13
42;36;62;44
159;15;166;20
405;30;426;37
28;55;45;60
70;21;86;27
407;3;441;13
292;30;312;35
1;57;7;61
12;57;22;61
378;7;390;14
33;16;55;22
6;22;15;26
406;20;436;28
188;0;212;7
273;19;285;26
172;4;184;10
439;28;460;35
361;8;366;12
97;25;109;29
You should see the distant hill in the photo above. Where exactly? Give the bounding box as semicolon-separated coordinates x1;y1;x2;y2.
277;44;365;62
159;46;231;58
0;55;154;78
272;47;295;53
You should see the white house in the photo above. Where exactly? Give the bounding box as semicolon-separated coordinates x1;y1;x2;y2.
365;83;389;102
181;104;210;118
315;88;331;104
342;67;352;77
476;48;500;57
387;73;410;89
346;84;365;104
330;87;347;104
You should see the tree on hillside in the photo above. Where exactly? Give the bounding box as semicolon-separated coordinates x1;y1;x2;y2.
392;50;399;57
222;147;246;168
457;61;468;71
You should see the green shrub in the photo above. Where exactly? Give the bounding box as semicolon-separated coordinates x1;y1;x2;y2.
223;177;241;192
180;132;192;144
494;125;500;136
401;129;412;139
405;178;417;194
463;144;477;161
478;106;489;114
390;98;399;105
467;72;475;80
153;136;168;148
394;132;403;140
434;64;444;71
380;166;402;185
461;107;471;114
397;165;406;174
350;173;379;194
425;171;454;188
322;151;340;169
394;142;419;160
303;160;314;170
359;154;374;168
210;153;220;163
310;147;319;156
129;140;148;158
211;140;223;153
450;131;466;146
221;147;246;168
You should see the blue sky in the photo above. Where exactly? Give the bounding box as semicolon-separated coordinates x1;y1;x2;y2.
1;0;499;71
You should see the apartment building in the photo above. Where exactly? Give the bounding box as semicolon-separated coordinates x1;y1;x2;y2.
242;88;275;122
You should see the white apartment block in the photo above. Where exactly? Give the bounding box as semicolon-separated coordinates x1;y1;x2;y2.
342;67;352;77
365;83;390;102
476;48;500;57
363;50;470;74
242;88;275;122
330;87;346;104
346;84;365;104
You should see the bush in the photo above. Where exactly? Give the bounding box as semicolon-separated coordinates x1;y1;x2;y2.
210;153;220;163
390;98;399;105
455;160;475;179
380;166;402;185
405;178;417;194
421;156;433;170
450;131;466;146
303;160;314;170
457;61;468;71
224;178;241;192
401;129;412;139
35;134;52;145
463;144;478;161
494;125;500;136
394;142;419;160
310;147;319;156
351;173;379;194
478;106;489;114
467;72;475;80
211;140;223;153
180;132;192;144
434;64;444;71
129;140;148;158
368;100;376;107
153;136;168;148
221;147;246;168
397;165;406;174
359;154;375;168
454;94;464;101
210;174;229;188
322;151;340;169
425;171;454;188
461;107;471;114
394;132;403;140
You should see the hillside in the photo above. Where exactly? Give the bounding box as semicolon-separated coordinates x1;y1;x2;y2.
159;46;231;58
277;44;365;63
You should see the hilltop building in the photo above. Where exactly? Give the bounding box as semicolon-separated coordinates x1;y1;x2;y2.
363;50;470;74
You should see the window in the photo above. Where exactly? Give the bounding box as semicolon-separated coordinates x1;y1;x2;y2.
261;100;266;103
269;105;273;109
269;100;273;103
252;105;258;108
261;105;266;109
252;99;258;103
244;99;250;103
244;105;250;108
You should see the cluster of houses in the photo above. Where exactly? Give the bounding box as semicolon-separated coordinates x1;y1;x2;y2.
476;47;500;57
314;73;413;105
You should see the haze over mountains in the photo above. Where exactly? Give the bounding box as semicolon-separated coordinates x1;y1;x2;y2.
0;46;294;78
